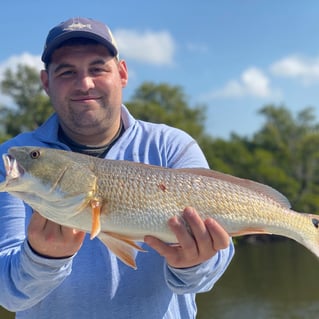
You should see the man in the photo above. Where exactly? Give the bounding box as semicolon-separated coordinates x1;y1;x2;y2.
0;17;234;318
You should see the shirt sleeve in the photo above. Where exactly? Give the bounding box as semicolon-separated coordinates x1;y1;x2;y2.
0;183;74;312
163;130;235;294
165;243;234;294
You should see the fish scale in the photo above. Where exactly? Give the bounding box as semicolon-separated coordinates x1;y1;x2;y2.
1;146;319;269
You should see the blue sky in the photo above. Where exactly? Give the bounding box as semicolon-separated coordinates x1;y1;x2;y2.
1;1;319;139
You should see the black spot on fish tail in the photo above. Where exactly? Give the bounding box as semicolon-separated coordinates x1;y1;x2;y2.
312;218;319;229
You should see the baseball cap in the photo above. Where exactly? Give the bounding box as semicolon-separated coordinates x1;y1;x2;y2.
41;17;119;63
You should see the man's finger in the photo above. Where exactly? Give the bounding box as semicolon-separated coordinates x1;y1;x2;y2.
205;218;230;251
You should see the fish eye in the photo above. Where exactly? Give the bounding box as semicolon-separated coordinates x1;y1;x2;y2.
30;150;41;159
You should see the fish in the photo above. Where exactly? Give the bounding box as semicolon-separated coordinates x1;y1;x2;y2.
0;146;319;269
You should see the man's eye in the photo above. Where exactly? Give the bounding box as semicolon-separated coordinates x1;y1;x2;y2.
91;67;105;74
58;70;75;77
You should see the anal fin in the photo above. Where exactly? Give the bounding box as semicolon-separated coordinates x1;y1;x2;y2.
98;232;146;270
230;228;272;237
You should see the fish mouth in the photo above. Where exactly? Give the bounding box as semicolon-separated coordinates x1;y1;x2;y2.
2;153;24;181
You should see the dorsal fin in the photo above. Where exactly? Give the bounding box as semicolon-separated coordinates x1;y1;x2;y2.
177;168;291;209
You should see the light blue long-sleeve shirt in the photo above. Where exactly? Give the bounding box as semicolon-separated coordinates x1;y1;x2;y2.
0;105;234;319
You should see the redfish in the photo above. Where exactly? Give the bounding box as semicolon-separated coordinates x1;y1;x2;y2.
0;146;319;269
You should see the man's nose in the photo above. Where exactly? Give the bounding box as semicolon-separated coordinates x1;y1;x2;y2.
75;73;95;91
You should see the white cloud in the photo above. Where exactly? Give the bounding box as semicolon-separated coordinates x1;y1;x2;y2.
270;55;319;84
0;52;42;81
206;67;280;99
114;29;176;66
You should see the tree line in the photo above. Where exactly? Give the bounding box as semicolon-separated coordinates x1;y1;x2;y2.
1;65;319;216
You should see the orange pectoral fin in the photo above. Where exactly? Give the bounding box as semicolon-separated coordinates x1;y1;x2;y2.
98;232;146;270
90;199;102;240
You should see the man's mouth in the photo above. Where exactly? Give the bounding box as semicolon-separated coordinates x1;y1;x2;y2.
70;95;101;102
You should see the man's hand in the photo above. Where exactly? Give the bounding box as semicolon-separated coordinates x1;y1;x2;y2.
28;211;86;259
144;207;230;268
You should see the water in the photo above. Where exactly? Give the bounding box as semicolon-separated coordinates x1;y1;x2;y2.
196;240;319;319
1;240;318;319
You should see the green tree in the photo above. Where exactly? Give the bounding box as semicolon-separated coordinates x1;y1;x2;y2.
252;105;319;211
0;64;52;138
125;82;207;141
206;104;319;214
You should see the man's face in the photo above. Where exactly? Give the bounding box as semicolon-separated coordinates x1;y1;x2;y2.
41;43;128;145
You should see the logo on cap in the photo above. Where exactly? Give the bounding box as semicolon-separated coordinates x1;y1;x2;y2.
63;22;92;31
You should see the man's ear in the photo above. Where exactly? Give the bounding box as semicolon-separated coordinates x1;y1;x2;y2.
40;69;49;95
118;60;128;88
